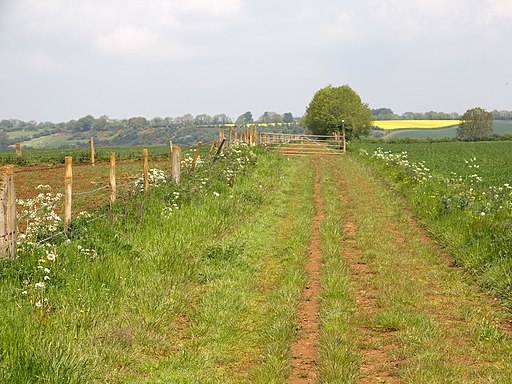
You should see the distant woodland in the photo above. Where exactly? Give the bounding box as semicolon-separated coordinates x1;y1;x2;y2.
0;111;303;149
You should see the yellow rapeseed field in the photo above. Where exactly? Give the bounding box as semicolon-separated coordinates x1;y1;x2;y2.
373;120;460;130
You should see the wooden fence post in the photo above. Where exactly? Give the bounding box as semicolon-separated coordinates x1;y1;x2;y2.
143;149;149;192
234;131;238;145
15;143;22;158
64;156;72;231
0;166;16;258
169;140;173;156
206;140;216;162
110;152;116;205
90;137;95;166
213;138;226;161
228;126;233;148
191;141;202;171
171;146;181;185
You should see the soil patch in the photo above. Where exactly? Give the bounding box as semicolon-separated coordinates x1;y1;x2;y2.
288;166;323;383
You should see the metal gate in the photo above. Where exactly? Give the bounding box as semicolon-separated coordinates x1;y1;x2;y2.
259;132;342;156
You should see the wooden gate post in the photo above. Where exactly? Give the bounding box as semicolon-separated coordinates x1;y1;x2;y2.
0;166;16;258
90;137;95;166
143;149;149;192
110;152;116;205
64;156;72;231
342;119;346;156
15;143;22;158
171;146;181;185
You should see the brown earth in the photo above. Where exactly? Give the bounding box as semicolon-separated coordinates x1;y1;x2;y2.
288;166;324;383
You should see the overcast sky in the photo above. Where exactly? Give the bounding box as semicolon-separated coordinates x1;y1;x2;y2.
1;0;511;122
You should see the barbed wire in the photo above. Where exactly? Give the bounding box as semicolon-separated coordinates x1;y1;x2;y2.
14;165;65;174
74;184;110;197
35;230;67;245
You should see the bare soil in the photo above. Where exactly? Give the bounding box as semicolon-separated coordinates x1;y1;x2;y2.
288;167;324;383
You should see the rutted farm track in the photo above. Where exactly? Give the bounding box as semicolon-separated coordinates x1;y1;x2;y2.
299;156;512;383
284;155;512;383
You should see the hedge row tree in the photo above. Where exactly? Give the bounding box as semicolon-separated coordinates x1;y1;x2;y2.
303;85;373;138
456;107;493;141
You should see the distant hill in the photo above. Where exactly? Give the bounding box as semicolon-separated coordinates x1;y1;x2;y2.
2;122;306;149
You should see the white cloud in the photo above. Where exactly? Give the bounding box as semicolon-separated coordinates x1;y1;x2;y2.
96;27;160;56
172;0;242;16
22;51;63;74
489;0;512;18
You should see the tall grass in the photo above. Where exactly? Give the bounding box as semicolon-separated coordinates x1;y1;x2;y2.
355;143;512;307
1;146;320;383
0;145;266;383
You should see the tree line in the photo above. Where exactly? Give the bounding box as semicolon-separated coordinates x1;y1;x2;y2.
372;108;512;121
0;111;302;149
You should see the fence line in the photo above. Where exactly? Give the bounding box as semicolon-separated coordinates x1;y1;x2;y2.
2;128;276;256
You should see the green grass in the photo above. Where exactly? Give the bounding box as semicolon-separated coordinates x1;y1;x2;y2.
354;141;512;307
20;133;85;149
320;155;512;382
6;130;40;140
0;147;316;383
317;158;359;383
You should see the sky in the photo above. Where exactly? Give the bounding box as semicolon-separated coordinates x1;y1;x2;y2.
0;0;511;123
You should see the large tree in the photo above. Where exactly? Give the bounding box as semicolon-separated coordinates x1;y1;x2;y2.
303;85;373;138
457;107;493;141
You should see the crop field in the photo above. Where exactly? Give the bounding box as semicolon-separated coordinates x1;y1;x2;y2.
372;119;459;129
353;140;512;186
0;144;174;166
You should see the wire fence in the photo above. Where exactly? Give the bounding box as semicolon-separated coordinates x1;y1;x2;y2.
1;128;265;253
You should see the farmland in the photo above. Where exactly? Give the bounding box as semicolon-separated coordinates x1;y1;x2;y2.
1;140;512;383
352;140;512;186
372;119;460;129
372;119;512;139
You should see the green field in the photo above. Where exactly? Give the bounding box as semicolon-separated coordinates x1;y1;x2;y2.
375;120;512;139
353;140;512;186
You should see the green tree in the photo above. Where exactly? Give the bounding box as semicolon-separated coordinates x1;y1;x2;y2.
303;85;373;138
75;115;95;132
457;107;493;141
236;111;253;125
257;111;283;123
283;112;294;123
